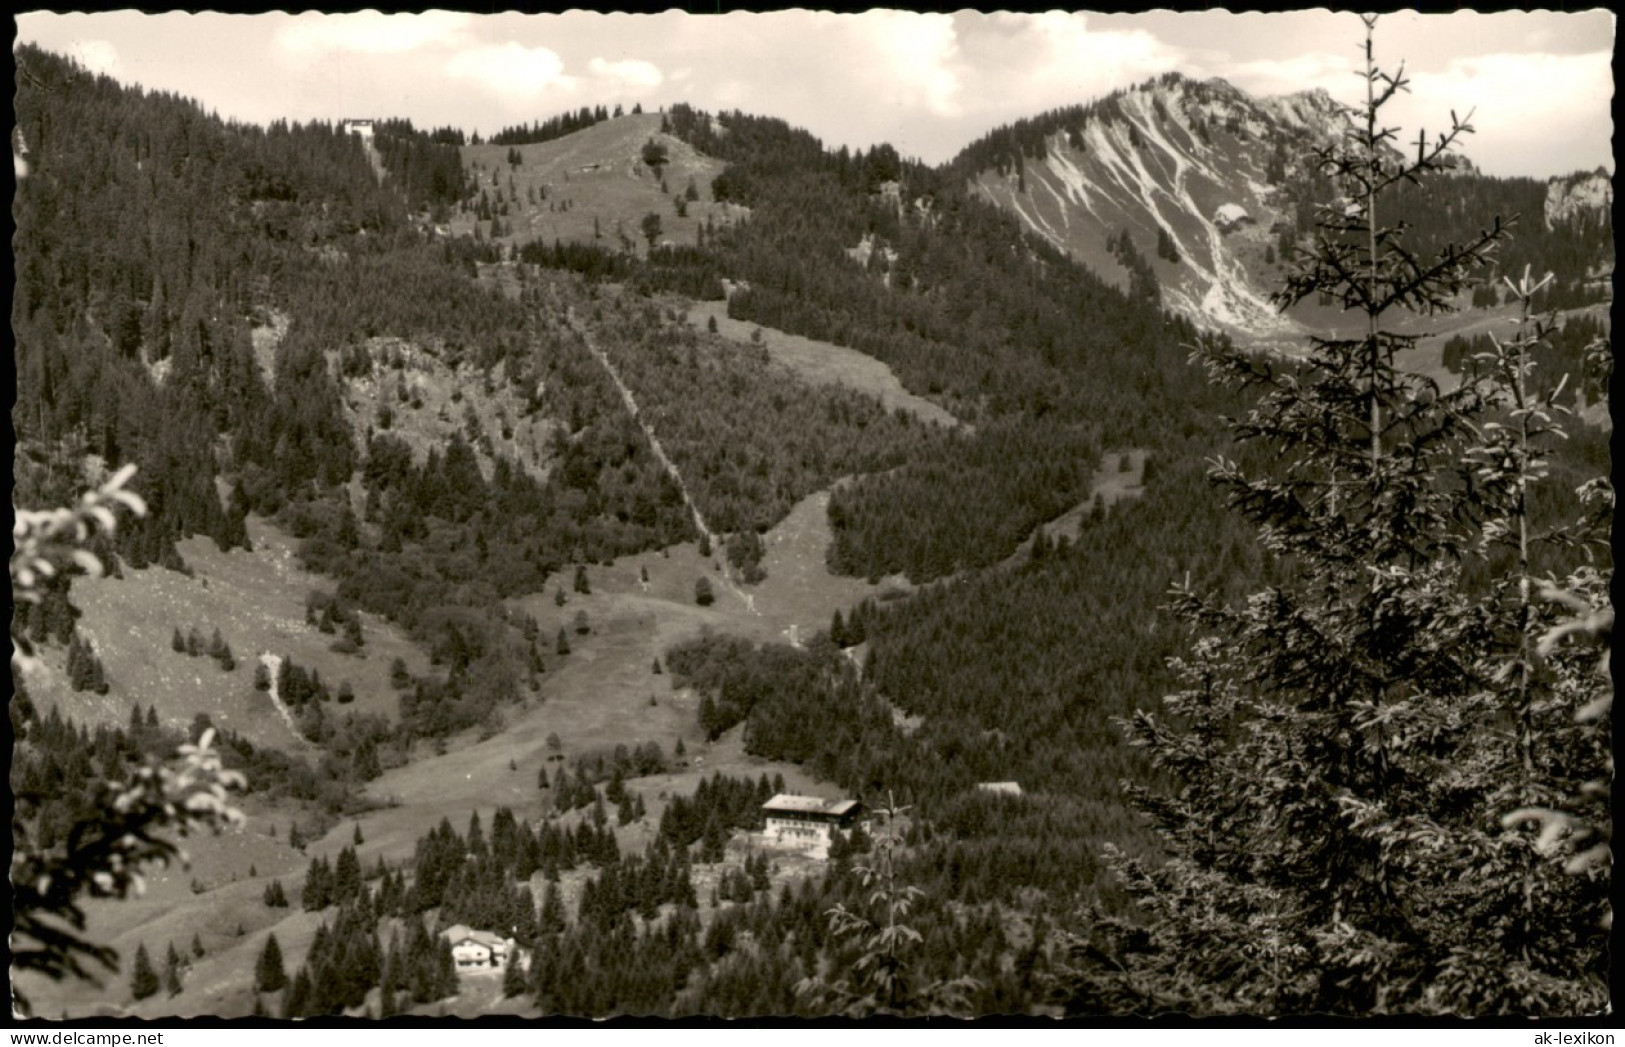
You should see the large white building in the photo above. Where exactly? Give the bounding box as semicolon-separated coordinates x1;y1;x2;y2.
761;794;861;858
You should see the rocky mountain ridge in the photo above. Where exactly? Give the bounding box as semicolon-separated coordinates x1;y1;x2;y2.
1545;168;1612;228
961;73;1611;343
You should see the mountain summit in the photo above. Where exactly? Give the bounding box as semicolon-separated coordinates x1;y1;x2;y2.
958;73;1351;342
958;73;1611;345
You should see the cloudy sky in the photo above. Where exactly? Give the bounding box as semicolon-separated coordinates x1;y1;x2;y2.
15;9;1615;178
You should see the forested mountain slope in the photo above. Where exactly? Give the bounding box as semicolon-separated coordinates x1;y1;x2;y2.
453;111;747;257
12;48;708;743
13;38;1611;1021
643;103;1247;583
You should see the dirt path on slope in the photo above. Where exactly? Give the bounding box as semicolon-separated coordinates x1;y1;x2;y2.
360;136;387;185
563;307;762;617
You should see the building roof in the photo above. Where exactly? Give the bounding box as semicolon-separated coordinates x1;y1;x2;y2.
762;794;859;816
763;794;827;813
440;924;507;949
976;781;1024;796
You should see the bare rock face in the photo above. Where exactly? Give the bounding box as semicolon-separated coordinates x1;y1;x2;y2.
966;74;1352;342
965;76;1611;349
1213;203;1252;232
1545;169;1612;229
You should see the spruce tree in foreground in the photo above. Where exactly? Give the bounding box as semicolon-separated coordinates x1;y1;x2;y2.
796;796;976;1016
1061;15;1610;1017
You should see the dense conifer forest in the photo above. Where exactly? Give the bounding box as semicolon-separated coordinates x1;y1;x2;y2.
487;104;620;147
578;289;945;541
10;27;1611;1019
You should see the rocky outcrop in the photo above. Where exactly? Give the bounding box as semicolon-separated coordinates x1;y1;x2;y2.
967;75;1350;341
1214;203;1252;232
1545;169;1611;229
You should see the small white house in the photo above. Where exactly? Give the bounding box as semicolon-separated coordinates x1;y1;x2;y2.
343;118;375;139
440;924;517;972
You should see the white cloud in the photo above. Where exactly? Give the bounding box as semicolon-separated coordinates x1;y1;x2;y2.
654;11;1190;163
1408;51;1612;123
712;78;752;109
445;42;577;98
956;13;1185;123
14;10;1604;178
276;12;471;57
1405;51;1614;175
1219;52;1352;100
69;39;121;77
860;11;962;117
1219;46;1614;176
588;57;663;91
1020;12;1181;87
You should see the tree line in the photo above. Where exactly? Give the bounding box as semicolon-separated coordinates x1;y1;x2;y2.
581;285;944;552
486;103;628;147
